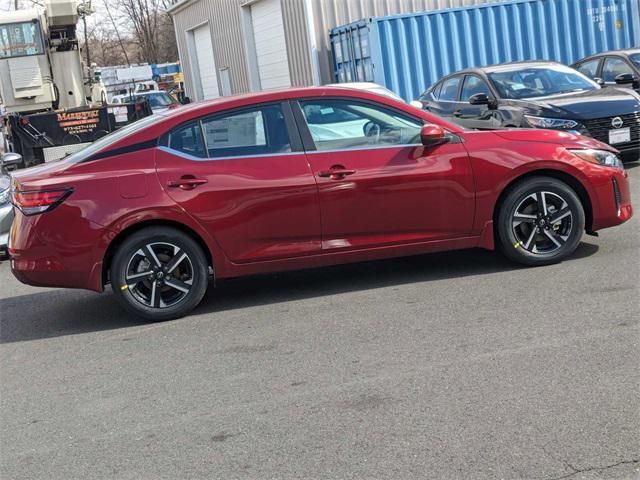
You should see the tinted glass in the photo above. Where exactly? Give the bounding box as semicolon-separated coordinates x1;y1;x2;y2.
0;21;44;58
460;75;491;101
630;53;640;69
169;122;206;158
575;59;600;78
140;92;176;108
488;66;597;99
201;104;291;158
438;77;462;101
602;57;634;82
299;99;422;151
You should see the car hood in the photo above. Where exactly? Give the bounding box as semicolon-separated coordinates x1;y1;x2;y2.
493;129;616;151
516;87;640;120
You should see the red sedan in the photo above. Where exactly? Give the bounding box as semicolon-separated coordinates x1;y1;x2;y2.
8;87;633;320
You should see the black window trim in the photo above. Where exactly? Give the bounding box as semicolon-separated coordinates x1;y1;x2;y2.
290;96;432;153
163;100;304;161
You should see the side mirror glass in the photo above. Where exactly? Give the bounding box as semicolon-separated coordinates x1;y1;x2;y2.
409;100;424;109
1;152;22;171
615;73;636;85
420;124;447;147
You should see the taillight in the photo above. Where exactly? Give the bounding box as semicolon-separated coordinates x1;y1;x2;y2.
12;188;73;216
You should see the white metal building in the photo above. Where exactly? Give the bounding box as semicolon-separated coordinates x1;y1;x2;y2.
168;0;502;101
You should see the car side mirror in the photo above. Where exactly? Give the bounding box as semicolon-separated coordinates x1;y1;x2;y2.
409;100;424;109
593;77;605;86
615;73;636;85
1;152;22;172
181;96;191;105
420;124;447;147
469;93;498;109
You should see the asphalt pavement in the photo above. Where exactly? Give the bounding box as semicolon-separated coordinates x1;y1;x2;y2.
1;166;639;480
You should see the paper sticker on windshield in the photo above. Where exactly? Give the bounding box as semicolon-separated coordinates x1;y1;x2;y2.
511;83;526;91
320;107;335;115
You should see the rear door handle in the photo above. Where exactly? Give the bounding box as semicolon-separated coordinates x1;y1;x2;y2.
318;165;356;180
167;176;208;190
453;110;463;117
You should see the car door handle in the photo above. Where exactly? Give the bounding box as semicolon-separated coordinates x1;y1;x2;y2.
453;110;463;117
167;176;208;190
318;166;356;179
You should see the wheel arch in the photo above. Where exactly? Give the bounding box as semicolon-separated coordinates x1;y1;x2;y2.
492;169;593;232
101;219;214;287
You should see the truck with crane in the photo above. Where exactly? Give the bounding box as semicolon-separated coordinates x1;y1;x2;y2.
0;0;151;168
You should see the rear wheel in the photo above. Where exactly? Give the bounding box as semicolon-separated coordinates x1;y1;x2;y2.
497;176;585;266
111;227;209;321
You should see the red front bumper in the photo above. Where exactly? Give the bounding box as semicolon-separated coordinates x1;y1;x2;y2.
589;167;633;231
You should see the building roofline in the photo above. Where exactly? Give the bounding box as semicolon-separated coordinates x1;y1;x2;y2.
166;0;198;15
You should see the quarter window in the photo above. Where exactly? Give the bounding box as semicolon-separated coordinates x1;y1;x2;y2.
460;75;491;101
602;57;634;82
169;122;206;158
438;76;462;102
299;99;422;151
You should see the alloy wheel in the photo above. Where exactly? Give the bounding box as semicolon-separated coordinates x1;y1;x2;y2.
125;242;194;308
512;191;573;255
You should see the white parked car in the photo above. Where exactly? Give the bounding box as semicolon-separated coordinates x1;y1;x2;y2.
111;90;178;114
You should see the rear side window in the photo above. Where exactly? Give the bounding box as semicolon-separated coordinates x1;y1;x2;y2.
201;104;291;158
169;122;206;158
575;59;600;78
438;76;462;101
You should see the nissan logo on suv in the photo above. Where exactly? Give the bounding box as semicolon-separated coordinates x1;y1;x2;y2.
611;117;624;129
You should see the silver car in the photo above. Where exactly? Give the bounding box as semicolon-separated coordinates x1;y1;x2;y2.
0;152;21;257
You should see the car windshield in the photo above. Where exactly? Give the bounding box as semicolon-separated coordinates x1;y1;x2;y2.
139;92;176;108
630;53;640;69
488;66;598;99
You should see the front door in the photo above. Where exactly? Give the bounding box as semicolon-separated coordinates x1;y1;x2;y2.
155;102;322;263
293;98;475;252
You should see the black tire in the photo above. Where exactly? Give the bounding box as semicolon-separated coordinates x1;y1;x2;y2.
111;226;209;321
497;176;585;266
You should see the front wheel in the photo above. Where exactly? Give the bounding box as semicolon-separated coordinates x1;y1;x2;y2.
111;227;209;321
497;177;585;266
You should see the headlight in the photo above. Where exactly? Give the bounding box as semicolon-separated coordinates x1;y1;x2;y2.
568;149;624;169
524;115;578;129
0;188;9;206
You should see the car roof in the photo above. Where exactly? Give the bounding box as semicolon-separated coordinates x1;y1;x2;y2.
436;60;566;79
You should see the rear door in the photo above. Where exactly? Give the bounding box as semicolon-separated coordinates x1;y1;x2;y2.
292;97;475;251
155;102;322;263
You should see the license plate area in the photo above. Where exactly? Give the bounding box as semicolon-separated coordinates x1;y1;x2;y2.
609;127;631;145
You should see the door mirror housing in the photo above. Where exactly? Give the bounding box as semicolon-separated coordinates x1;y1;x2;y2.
614;73;636;85
468;93;498;109
420;124;447;147
1;152;22;172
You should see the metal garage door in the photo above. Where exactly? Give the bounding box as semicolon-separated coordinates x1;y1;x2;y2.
250;0;291;90
193;24;220;100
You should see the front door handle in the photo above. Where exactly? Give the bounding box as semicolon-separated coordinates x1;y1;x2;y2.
453;110;463;117
167;176;208;190
318;165;356;180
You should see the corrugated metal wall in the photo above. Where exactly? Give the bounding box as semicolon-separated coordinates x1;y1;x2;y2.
307;0;506;84
331;0;640;100
170;0;250;99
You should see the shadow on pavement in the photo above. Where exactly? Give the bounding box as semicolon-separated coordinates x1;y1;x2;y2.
0;243;599;344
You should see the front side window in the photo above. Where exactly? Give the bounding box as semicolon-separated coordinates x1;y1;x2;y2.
201;104;291;158
575;59;600;78
299;99;422;151
602;57;634;82
460;75;491;101
169;122;206;158
630;53;640;69
488;66;597;99
0;20;44;59
438;77;462;102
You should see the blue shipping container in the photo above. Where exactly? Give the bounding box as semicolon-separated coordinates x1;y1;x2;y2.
330;0;640;101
